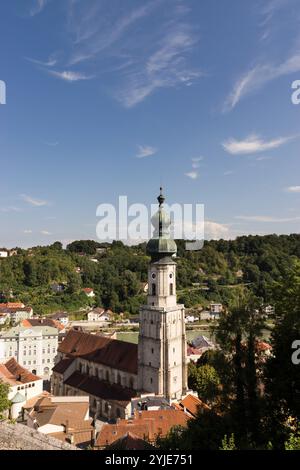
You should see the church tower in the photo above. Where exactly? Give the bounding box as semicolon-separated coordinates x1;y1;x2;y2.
138;188;188;401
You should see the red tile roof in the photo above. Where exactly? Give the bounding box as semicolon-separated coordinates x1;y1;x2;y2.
0;306;32;314
187;346;202;356
107;431;153;450
21;318;64;331
96;409;190;448
0;302;25;308
58;329;138;374
178;394;209;417
0;358;41;386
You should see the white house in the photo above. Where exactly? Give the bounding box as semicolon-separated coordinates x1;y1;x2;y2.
185;315;199;323
82;288;95;298
0;250;8;258
0;325;59;379
0;358;43;419
50;312;69;326
10;307;33;324
87;308;110;322
0;312;10;325
0;306;33;325
210;303;223;314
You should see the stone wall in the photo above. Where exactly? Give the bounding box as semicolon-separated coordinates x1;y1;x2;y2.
0;421;79;450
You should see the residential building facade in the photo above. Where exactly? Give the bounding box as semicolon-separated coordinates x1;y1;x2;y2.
0;326;58;378
0;358;43;419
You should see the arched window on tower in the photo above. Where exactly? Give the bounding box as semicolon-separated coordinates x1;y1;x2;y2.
152;283;156;296
169;283;174;295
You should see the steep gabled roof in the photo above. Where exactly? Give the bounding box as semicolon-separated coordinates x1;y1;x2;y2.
0;358;41;385
59;329;137;374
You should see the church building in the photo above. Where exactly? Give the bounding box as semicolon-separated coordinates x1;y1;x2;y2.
51;189;188;418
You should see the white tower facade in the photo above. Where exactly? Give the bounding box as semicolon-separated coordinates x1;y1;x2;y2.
138;189;188;401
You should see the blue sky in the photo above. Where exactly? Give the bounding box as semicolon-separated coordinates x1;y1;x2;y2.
1;0;300;248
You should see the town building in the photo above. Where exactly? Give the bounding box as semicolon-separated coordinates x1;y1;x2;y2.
50;312;69;326
175;393;209;418
0;325;58;378
87;307;110;322
21;318;65;333
82;288;95;298
0;358;43;419
27;395;94;448
210;303;223;319
0;312;10;326
51;330;138;420
95;408;190;449
190;335;215;351
0;305;33;324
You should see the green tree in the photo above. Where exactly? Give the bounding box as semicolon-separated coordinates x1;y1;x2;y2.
220;434;237;450
284;432;300;450
188;363;220;403
264;260;300;446
0;381;10;418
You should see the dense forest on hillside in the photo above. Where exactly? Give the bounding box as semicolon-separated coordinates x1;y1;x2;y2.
0;234;299;315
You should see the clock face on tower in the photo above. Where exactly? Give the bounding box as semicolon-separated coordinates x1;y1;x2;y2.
151;273;156;279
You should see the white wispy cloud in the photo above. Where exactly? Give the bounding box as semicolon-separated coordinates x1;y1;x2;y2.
31;1;202;106
286;186;300;193
23;230;33;234
185;171;198;180
224;170;234;176
45;141;59;146
40;230;52;235
117;26;201;107
136;145;157;158
235;215;300;222
224;52;300;111
0;206;21;213
25;53;58;67
30;0;49;17
256;155;273;161
191;157;204;169
48;70;94;82
69;1;157;65
222;134;293;155
21;194;49;207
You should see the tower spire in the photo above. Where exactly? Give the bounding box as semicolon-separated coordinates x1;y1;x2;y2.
157;187;165;238
157;186;165;207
